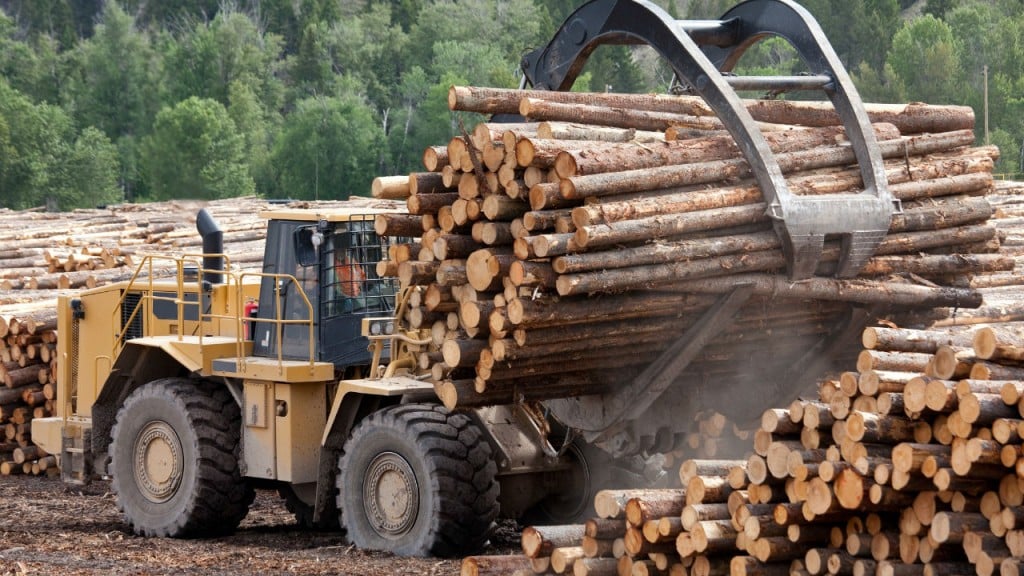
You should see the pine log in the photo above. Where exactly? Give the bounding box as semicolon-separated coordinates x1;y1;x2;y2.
861;326;976;354
408;172;450;195
372;175;412;200
560;130;975;201
460;555;531;576
521;524;586;558
538;121;663;143
375;214;424;237
928;511;987;544
554;123;900;178
422;145;449;172
643;273;981;309
625;492;687;527
595;489;665;520
521;97;744;132
572;557;619;576
448;86;974;135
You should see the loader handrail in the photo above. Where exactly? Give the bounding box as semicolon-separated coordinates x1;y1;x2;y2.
110;254;318;374
110;253;224;350
235;270;318;374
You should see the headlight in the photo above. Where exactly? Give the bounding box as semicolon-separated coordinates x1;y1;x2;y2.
364;317;396;337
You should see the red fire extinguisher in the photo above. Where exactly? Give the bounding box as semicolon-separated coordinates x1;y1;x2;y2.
243;299;259;339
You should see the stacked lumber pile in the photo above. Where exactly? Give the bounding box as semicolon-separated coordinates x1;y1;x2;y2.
376;86;1003;435
0;196;397;292
0;196;401;476
419;91;1024;575
461;312;1024;576
0;312;59;476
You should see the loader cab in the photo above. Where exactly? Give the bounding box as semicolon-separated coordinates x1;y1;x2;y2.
251;210;399;370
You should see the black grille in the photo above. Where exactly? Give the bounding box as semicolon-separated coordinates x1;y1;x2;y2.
121;292;144;340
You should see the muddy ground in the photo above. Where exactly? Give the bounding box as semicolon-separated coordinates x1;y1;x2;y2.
0;475;519;576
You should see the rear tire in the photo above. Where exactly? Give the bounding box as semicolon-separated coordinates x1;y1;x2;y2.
109;378;254;537
520;440;606;525
337;403;499;556
279;483;340;530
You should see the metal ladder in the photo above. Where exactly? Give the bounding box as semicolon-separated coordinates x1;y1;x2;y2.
520;0;900;280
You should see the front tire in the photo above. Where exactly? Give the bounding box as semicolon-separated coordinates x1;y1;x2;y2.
337;403;499;556
521;440;646;525
109;378;254;537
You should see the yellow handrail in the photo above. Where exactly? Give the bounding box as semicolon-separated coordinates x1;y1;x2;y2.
108;253;317;375
235;270;318;374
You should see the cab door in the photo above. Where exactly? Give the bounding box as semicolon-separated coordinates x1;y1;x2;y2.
317;222;392;368
252;219;316;361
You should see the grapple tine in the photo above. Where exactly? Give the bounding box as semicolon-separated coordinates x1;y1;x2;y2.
777;192;895;279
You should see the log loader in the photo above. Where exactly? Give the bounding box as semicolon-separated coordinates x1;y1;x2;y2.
30;0;951;557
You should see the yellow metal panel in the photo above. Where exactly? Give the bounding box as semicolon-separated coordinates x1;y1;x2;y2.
321;376;434;446
244;381;270;429
274;382;326;484
72;287;124;416
31;417;64;457
211;356;333;382
55;297;73;419
242;380;276;480
126;336;250;375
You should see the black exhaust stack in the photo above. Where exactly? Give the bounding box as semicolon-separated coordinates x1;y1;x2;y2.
196;208;224;285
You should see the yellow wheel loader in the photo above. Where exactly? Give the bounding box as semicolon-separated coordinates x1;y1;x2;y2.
33;207;600;556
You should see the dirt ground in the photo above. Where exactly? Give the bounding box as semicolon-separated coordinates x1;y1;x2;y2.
0;475;519;576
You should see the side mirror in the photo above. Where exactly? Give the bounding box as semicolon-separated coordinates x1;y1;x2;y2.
294;226;321;267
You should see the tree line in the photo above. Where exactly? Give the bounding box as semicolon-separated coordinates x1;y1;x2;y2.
0;0;1020;211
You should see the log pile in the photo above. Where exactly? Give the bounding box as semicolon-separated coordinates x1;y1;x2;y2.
466;183;1024;569
378;86;1003;439
0;196;400;293
0;195;403;476
468;180;1024;569
0;313;58;476
469;310;1024;575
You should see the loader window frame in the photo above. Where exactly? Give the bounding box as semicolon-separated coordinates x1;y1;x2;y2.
294;225;320;267
321;220;396;319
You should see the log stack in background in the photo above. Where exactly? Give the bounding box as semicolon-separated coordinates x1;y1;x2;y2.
377;85;1005;439
0;195;403;476
0;196;399;293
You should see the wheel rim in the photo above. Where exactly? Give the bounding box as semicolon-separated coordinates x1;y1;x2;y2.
133;420;183;503
541;444;593;520
363;451;419;538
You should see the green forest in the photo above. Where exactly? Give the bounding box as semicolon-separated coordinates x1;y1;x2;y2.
0;0;1021;211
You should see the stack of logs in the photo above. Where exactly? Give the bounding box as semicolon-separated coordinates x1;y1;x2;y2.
0;312;59;476
0;196;401;293
374;85;1005;427
462;313;1024;576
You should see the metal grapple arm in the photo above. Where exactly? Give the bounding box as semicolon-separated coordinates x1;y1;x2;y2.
521;0;899;280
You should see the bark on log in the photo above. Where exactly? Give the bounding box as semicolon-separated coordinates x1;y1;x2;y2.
521;524;586;558
560;130;975;201
448;86;974;134
555;123;900;178
460;555;532;576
